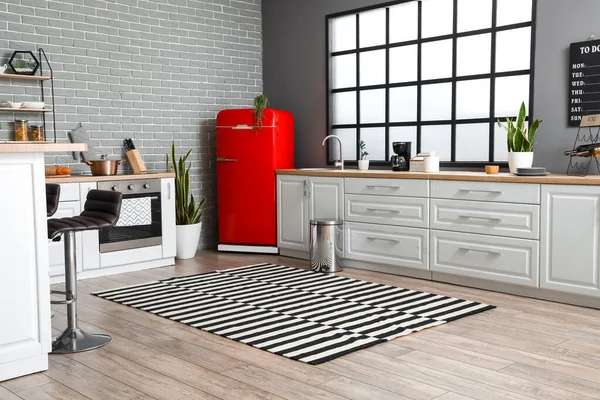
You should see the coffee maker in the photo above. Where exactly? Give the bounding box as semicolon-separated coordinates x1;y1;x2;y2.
391;142;411;171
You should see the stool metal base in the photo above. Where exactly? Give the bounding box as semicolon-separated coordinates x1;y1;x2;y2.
52;328;111;354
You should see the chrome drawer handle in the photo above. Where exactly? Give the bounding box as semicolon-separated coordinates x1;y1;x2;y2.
459;214;502;221
459;189;502;194
366;208;401;214
217;158;237;162
459;247;502;256
367;236;400;243
367;185;400;189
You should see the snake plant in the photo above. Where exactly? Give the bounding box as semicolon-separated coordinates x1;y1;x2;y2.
498;102;543;152
166;141;207;225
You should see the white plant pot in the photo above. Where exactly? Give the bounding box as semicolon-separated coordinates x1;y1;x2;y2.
508;152;534;174
358;160;370;171
175;222;202;260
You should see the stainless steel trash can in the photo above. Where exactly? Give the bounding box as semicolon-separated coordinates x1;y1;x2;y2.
310;219;343;273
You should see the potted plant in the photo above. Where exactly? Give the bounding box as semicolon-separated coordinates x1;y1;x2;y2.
253;94;269;129
358;140;369;170
167;141;207;259
498;101;542;174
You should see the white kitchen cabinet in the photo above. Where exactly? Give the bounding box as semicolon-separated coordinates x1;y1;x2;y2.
277;175;344;255
541;185;600;297
48;201;83;278
161;178;176;258
431;180;540;204
346;194;428;228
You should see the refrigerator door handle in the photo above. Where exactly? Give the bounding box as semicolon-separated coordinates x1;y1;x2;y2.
231;125;253;130
217;157;238;162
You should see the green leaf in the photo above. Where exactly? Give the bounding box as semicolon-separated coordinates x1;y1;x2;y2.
516;101;526;133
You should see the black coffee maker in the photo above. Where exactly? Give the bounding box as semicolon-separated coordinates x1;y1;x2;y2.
391;142;411;171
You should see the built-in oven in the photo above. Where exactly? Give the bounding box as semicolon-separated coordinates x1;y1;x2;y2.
97;179;162;253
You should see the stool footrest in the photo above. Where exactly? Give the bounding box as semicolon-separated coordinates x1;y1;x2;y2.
50;289;76;305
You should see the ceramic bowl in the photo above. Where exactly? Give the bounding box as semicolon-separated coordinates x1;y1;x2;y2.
22;101;44;109
485;165;500;175
7;102;23;109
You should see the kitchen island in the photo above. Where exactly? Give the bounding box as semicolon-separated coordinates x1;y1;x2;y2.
0;143;86;382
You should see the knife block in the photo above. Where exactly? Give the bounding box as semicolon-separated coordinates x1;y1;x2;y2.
126;149;147;174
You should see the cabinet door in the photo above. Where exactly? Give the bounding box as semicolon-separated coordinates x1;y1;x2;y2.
48;201;83;278
277;175;309;252
161;178;176;258
308;177;344;222
541;185;600;297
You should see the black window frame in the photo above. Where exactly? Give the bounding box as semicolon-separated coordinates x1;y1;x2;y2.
325;0;538;168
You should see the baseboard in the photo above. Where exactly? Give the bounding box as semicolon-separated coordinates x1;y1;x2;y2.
49;258;176;284
0;354;47;382
218;244;279;254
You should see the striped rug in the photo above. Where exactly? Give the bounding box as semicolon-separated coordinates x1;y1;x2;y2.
93;263;495;365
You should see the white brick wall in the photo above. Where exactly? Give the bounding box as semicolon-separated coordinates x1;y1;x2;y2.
0;0;263;248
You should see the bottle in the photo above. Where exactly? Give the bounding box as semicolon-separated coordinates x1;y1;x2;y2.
14;120;28;141
30;125;44;141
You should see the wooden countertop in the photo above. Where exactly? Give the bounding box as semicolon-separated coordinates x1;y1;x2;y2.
276;169;600;185
0;142;87;153
46;172;175;183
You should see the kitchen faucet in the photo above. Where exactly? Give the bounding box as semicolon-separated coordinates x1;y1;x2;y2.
322;135;344;170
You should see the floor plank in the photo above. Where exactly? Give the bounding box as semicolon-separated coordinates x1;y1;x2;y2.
318;376;412;400
16;382;91;400
1;372;53;393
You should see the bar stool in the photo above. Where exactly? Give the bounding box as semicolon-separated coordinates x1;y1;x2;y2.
46;184;60;217
48;189;122;354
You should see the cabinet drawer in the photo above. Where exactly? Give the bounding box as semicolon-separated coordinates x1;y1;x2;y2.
346;194;428;228
345;222;428;270
57;183;79;202
431;180;540;204
430;230;538;287
431;199;540;239
345;178;428;198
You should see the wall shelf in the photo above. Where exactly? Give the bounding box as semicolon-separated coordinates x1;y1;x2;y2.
0;73;52;81
0;108;53;112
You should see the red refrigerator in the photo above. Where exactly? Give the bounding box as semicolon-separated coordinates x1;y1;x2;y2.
216;108;294;253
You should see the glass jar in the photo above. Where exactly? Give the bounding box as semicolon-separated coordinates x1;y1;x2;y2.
31;125;44;141
14;120;28;141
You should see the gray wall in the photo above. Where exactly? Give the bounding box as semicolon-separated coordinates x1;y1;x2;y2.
0;0;262;248
263;0;600;173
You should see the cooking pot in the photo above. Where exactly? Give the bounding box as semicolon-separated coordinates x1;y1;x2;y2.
84;155;125;176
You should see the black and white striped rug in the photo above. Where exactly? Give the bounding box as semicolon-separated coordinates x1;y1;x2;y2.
93;263;495;365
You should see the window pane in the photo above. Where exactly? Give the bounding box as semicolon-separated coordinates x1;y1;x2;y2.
360;50;386;86
390;45;418;83
389;2;418;43
456;123;489;161
422;83;452;121
422;39;453;80
359;8;386;48
331;15;356;52
422;125;452;161
494;124;509;162
332;54;356;89
389;127;417;159
333;128;357;161
496;28;531;73
457;34;491;76
361;127;386;160
360;89;386;123
457;0;492;33
495;75;529;117
456;79;490;119
497;0;532;26
332;92;357;124
422;0;454;38
390;86;418;122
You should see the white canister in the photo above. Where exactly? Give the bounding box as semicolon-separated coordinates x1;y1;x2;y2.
424;156;440;172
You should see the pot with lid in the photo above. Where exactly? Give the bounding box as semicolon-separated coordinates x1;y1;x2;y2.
84;154;125;176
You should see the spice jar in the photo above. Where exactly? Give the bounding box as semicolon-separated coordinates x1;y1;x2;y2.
31;125;44;141
14;120;28;141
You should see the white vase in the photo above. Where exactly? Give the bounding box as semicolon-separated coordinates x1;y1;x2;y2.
508;152;534;174
358;160;369;171
175;222;202;260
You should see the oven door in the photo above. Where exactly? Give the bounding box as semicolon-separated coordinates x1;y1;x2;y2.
99;192;162;253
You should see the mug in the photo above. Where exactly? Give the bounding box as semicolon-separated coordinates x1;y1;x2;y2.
0;64;7;74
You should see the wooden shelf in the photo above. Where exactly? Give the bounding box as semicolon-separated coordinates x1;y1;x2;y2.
0;108;53;112
0;73;51;81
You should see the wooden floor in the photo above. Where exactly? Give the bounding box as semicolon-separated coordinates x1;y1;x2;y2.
2;250;600;400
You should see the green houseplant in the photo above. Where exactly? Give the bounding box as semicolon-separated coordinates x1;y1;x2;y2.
253;94;269;129
497;101;542;174
167;141;207;259
358;140;369;170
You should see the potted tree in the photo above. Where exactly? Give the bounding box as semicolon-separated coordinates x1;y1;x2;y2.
358;140;369;170
498;101;542;174
167;142;207;259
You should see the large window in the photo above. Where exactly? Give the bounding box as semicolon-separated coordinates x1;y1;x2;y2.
327;0;536;166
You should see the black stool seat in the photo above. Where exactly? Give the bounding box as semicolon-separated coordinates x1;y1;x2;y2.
46;184;60;217
47;190;122;239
